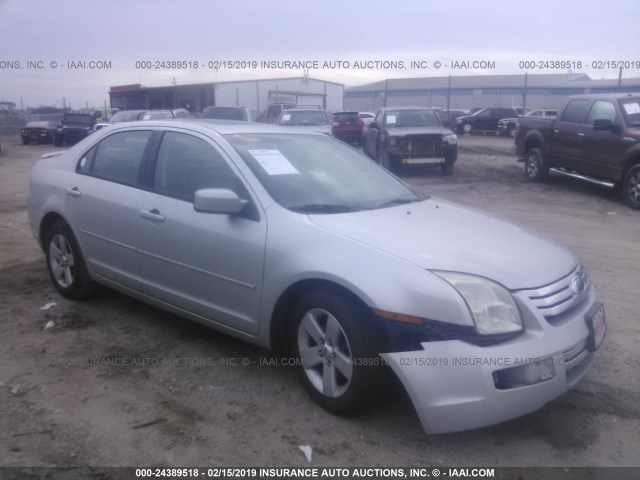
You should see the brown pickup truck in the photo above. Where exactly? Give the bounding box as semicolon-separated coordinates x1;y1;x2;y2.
515;93;640;209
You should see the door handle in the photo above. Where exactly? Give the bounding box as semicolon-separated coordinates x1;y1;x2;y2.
65;187;81;198
140;209;165;222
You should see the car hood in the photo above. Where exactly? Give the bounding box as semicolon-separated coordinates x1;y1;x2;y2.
385;126;450;136
308;198;577;290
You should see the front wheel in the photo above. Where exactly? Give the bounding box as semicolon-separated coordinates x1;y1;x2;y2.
45;221;95;299
524;148;548;182
441;152;457;175
376;149;392;170
623;164;640;210
291;290;386;414
462;123;472;134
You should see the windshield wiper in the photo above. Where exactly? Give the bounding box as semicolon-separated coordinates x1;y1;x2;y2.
375;197;426;209
289;204;362;213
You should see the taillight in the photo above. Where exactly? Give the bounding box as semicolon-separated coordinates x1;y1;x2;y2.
356;119;364;126
331;121;339;127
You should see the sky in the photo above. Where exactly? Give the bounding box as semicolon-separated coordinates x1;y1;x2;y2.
1;0;639;110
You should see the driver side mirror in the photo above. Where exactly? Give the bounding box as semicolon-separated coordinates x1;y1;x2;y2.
194;188;248;214
369;121;379;129
593;118;621;134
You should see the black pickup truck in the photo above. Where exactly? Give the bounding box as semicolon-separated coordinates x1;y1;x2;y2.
515;93;640;209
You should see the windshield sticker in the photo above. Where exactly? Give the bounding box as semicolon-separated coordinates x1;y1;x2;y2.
141;114;152;120
281;114;291;122
623;102;640;115
386;114;397;125
249;149;299;175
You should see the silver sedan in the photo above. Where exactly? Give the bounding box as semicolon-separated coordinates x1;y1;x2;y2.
28;120;606;434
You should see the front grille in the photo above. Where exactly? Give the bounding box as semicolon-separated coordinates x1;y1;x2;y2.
519;264;590;319
402;135;442;154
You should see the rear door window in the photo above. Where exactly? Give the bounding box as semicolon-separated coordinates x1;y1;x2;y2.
560;99;592;124
83;130;152;185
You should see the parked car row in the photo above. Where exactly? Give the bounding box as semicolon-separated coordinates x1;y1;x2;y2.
497;109;559;138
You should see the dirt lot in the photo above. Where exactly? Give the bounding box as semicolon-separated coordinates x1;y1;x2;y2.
0;134;638;473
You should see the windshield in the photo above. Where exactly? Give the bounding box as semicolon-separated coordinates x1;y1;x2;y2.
110;111;143;122
64;114;93;124
225;133;422;213
203;107;246;120
278;111;328;126
141;111;173;120
384;110;441;127
620;99;640;127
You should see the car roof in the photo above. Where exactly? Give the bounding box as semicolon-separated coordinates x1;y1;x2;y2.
382;106;437;111
99;118;327;136
568;93;640;101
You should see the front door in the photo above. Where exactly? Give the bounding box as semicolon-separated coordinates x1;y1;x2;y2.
136;130;266;335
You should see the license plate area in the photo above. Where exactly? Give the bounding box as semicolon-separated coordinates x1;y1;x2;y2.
585;302;606;351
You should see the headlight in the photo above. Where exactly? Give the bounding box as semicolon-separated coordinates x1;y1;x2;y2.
434;271;522;335
443;134;457;145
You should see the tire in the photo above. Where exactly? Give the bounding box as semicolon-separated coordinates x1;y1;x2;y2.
44;221;95;299
623;164;640;210
22;138;30;145
54;135;63;147
441;152;457;175
376;149;392;170
291;289;386;414
508;127;517;138
524;148;548;182
462;123;472;134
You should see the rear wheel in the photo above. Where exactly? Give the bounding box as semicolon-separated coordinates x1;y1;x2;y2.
524;148;548;182
291;289;386;414
623;164;640;210
44;221;95;299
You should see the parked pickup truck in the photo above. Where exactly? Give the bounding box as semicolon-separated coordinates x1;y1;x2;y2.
515;93;640;209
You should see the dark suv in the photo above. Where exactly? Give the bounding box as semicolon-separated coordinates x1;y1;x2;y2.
331;111;365;144
54;113;95;146
363;107;458;174
455;108;518;135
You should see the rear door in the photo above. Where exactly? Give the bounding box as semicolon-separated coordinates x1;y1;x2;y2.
64;129;153;290
136;129;267;335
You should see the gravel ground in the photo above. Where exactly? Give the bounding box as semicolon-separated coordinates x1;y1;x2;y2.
0;134;638;477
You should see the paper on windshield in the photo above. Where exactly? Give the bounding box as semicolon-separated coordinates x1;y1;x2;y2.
623;103;640;115
386;114;397;125
249;149;299;175
281;114;291;122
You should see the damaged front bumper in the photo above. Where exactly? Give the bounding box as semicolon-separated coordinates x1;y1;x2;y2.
380;287;602;434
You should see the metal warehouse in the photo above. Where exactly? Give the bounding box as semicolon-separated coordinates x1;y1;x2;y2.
109;77;344;118
345;73;640;111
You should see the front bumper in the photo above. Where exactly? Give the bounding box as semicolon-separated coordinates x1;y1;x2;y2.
387;144;457;165
381;287;600;434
